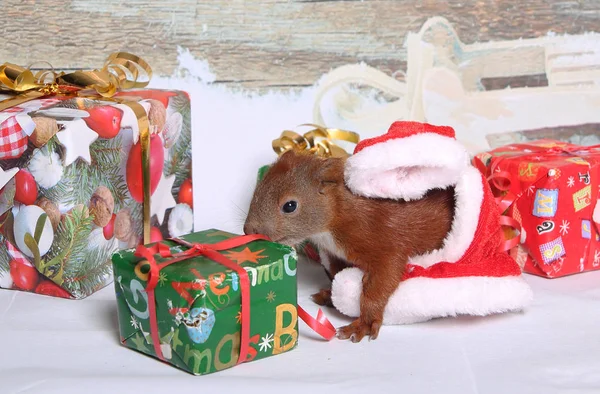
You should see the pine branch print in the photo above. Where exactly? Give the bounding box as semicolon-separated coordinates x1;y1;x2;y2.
44;136;60;156
165;96;192;190
42;164;88;208
170;93;190;114
44;207;93;286
90;136;128;210
0;237;10;275
64;243;114;298
43;135;128;210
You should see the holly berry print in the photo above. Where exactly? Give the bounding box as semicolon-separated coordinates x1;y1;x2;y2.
112;229;299;375
0;89;193;299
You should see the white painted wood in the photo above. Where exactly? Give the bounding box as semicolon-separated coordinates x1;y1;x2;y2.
313;17;600;153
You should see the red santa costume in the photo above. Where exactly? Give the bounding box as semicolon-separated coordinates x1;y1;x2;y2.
330;121;533;324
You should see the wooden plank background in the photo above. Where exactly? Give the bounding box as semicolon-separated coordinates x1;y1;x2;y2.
1;0;599;90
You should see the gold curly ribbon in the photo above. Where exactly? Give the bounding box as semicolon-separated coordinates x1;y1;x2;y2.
272;124;360;158
0;52;153;244
0;52;152;110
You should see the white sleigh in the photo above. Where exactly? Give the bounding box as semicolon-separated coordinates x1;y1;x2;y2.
313;17;600;153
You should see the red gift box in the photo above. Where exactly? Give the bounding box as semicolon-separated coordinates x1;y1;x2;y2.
474;140;600;278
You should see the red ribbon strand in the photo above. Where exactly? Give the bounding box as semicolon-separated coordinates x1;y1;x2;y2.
134;234;335;363
486;162;521;253
297;305;336;340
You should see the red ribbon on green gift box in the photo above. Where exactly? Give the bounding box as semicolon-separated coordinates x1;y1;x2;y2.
135;234;336;364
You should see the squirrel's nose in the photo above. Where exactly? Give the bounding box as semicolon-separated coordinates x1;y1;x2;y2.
243;223;258;235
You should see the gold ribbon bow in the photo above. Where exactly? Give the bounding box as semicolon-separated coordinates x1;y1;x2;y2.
0;52;152;111
0;53;153;243
272;124;360;158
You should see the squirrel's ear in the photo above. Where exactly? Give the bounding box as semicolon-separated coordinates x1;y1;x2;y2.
318;157;342;194
279;149;298;161
273;149;298;172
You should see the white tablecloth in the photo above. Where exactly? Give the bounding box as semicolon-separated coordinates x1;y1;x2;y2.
2;257;599;394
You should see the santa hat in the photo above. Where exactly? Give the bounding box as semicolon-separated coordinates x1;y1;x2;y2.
330;121;533;324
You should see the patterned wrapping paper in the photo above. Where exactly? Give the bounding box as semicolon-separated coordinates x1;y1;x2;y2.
0;90;193;299
112;229;299;375
474;140;600;278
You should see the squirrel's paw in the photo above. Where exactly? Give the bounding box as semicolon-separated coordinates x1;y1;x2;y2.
337;318;382;343
310;288;333;307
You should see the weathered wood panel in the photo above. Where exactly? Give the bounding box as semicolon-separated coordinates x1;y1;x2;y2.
1;0;599;89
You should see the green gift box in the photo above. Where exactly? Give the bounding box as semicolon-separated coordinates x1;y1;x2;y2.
112;229;300;375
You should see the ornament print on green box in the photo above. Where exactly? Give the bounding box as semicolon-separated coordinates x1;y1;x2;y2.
0;90;193;299
112;229;299;376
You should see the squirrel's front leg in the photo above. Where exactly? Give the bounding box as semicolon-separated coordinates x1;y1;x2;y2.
311;252;350;307
337;255;407;342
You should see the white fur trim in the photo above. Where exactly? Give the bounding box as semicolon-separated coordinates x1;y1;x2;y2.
331;267;533;325
345;133;470;201
593;200;600;224
409;166;484;268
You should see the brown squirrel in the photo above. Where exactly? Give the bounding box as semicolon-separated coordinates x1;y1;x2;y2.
244;150;455;342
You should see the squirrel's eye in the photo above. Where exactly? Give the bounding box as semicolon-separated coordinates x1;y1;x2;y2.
282;200;298;214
